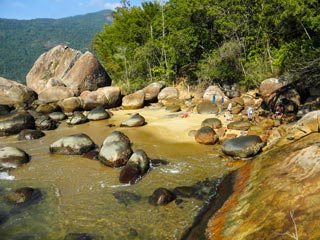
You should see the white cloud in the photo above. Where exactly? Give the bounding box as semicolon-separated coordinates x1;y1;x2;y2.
90;0;121;10
103;2;121;10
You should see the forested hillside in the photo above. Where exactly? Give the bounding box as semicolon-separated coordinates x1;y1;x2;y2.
92;0;320;92
0;10;112;83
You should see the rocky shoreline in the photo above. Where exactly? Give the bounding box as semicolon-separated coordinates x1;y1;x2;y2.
1;45;320;239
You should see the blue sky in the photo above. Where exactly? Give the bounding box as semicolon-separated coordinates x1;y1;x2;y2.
0;0;146;20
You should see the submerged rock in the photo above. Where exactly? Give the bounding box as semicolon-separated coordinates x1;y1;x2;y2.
222;135;265;159
149;188;176;206
0;146;30;168
49;133;95;155
64;233;95;240
112;191;141;205
6;187;43;214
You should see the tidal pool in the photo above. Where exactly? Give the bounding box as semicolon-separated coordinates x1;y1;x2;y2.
0;109;238;239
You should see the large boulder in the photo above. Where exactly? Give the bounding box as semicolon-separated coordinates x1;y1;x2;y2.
80;86;121;110
18;129;45;141
203;85;227;104
26;45;111;96
122;90;145;110
58;97;82;113
0;77;36;106
222;135;265;158
142;81;166;103
38;86;75;103
0;112;35;137
0;146;30;168
49;133;95;155
259;78;285;98
158;87;179;105
196;101;219;114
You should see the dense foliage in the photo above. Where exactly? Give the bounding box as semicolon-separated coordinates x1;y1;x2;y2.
0;10;112;83
92;0;320;92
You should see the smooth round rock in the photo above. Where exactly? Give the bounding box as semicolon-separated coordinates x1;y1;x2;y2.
18;129;45;140
49;133;95;155
149;188;176;206
120;113;146;127
222;135;265;158
0;146;30;168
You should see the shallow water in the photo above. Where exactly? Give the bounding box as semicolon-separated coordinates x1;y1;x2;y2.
0;109;237;239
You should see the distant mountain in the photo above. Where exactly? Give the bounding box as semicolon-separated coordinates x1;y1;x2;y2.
0;10;113;84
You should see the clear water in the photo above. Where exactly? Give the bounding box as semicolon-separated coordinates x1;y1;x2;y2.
0;109;237;239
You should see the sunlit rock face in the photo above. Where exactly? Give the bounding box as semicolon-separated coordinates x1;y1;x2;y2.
26;45;111;99
207;132;320;239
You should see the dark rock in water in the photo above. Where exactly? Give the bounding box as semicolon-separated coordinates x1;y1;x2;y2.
6;187;41;204
0;211;9;225
49;133;96;155
120;149;150;184
6;187;43;214
35;115;58;131
18;129;45;141
150;159;169;167
196;101;219;114
127;149;150;174
49;111;67;121
195;126;219;145
82;150;99;160
0;112;35;136
119;164;141;184
173;186;198;198
10;234;36;240
112;191;141;205
149;188;176;206
222;135;265;158
227;120;253;131
120;113;146;127
0;146;30;168
64;233;95;240
87;106;111;121
66;111;88;125
201;118;222;129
